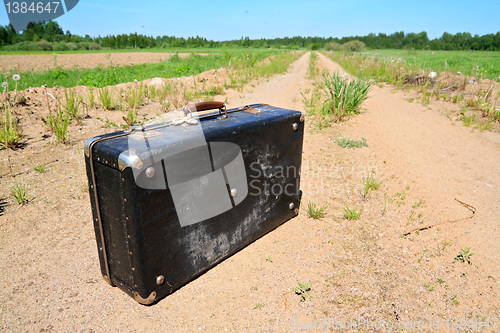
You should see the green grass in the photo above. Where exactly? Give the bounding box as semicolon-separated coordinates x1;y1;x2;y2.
41;108;70;144
223;51;302;91
301;89;321;112
253;303;265;309
2;49;284;91
412;199;426;208
459;114;477;127
1;107;23;149
336;136;367;149
306;202;328;219
325;52;407;85
9;182;29;205
98;87;118;110
343;204;362;220
322;72;371;122
34;164;46;173
363;173;381;199
308;52;320;79
86;87;95;109
326;50;500;83
325;50;500;128
366;49;500;80
248;51;301;78
124;83;145;110
63;89;82;119
123;109;138;126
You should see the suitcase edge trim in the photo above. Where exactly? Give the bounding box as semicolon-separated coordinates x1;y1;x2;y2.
86;131;130;286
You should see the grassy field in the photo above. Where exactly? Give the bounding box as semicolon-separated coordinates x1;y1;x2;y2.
324;50;500;129
2;49;285;91
365;49;500;80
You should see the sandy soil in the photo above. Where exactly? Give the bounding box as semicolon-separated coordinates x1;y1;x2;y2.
0;52;198;72
0;52;498;332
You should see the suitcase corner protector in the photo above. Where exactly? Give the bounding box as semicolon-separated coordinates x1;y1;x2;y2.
84;137;99;158
103;275;115;287
134;291;157;305
118;150;144;171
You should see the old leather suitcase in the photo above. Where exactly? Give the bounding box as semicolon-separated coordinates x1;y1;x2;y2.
84;102;304;305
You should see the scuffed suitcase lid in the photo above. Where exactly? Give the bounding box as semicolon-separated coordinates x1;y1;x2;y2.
85;104;303;172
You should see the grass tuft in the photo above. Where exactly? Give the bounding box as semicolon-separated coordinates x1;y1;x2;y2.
34;164;46;173
42;107;70;144
123;109;138;126
87;87;95;109
343;204;362;220
336;136;367;149
363;173;381;199
9;182;29;205
63;89;82;120
322;72;371;122
306;202;328;219
98;87;117;110
1;104;23;149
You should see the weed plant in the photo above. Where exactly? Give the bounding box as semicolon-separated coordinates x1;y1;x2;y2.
87;87;95;109
124;85;144;110
98;87;117;110
336;136;367;149
322;72;371;122
9;182;29;205
295;282;312;302
42;107;70;144
1;105;22;149
454;247;474;265
123;109;138;126
363;173;381;199
63;89;81;119
34;164;46;173
306;202;328;219
308;52;320;80
343;204;362;220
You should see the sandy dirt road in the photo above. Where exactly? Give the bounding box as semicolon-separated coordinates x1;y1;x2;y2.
0;52;498;332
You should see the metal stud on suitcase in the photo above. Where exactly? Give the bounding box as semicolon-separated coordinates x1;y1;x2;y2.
84;102;304;304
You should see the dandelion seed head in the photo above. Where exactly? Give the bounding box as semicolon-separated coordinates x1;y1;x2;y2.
12;74;21;81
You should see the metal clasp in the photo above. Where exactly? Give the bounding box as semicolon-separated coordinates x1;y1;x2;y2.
219;105;228;118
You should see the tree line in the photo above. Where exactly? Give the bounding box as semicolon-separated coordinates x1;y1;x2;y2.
1;21;499;51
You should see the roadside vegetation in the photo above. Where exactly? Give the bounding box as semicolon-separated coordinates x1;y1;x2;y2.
324;51;500;130
1;76;24;156
322;72;371;122
306;202;328;219
302;53;372;128
366;49;500;80
0;49;301;164
4;50;287;92
336;136;367;149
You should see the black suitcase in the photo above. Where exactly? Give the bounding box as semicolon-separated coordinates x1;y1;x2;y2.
84;102;304;304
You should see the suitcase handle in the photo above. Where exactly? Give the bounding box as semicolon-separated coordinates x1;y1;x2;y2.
184;101;227;118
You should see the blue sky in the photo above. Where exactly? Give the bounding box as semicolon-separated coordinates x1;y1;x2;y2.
1;0;498;40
